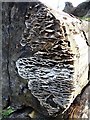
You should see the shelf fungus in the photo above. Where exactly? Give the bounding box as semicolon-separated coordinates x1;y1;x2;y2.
16;1;89;116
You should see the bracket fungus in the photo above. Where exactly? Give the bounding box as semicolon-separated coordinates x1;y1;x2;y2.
16;1;89;116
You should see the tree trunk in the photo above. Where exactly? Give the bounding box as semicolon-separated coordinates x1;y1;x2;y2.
2;1;90;119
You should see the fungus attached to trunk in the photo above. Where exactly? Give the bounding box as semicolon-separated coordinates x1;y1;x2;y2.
16;1;89;116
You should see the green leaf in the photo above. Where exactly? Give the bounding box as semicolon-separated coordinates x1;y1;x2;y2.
2;106;15;118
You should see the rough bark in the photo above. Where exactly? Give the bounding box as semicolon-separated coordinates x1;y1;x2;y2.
2;2;47;117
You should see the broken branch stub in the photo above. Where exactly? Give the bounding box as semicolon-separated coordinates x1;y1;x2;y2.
16;2;89;116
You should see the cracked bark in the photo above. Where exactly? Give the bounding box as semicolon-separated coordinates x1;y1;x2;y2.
2;2;21;108
7;3;13;98
2;3;47;118
2;2;12;108
82;30;90;46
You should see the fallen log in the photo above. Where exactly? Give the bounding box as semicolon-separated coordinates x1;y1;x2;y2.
16;1;90;117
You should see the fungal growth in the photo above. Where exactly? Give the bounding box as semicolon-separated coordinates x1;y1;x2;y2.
16;2;89;116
